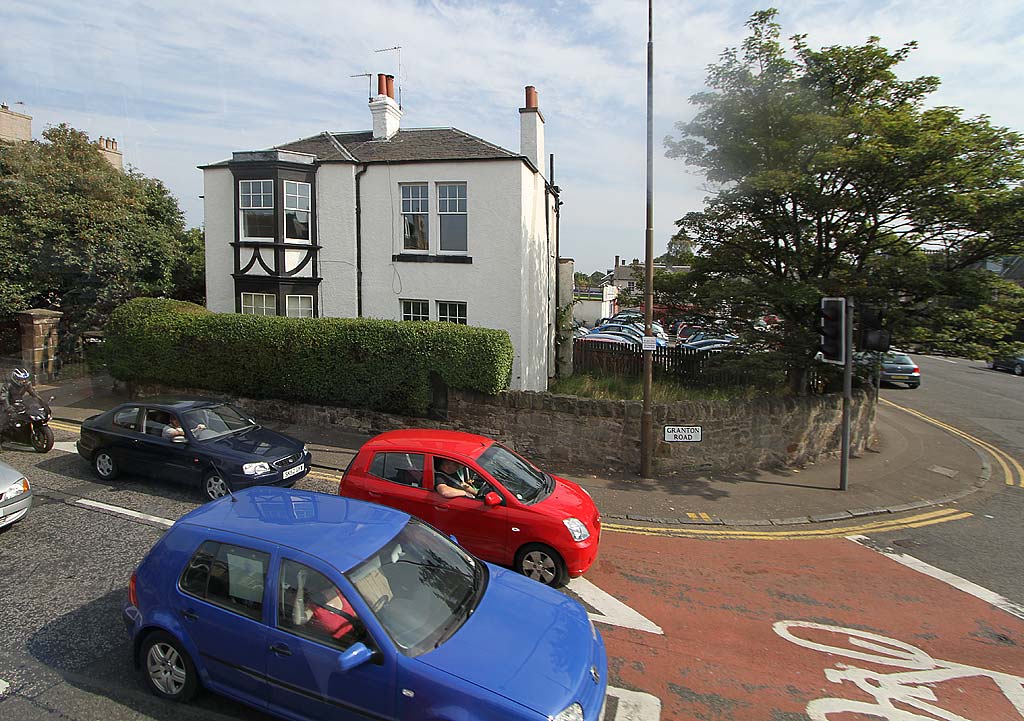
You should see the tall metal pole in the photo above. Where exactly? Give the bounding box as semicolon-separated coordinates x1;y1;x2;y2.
640;0;655;478
840;297;854;491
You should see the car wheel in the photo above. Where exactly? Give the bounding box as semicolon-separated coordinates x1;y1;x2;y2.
907;383;920;389
202;471;230;501
1015;364;1023;377
515;544;568;588
141;631;199;702
93;450;119;480
987;359;996;369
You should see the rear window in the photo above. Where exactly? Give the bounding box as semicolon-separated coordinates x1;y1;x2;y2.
179;540;270;621
885;354;913;364
369;452;425;487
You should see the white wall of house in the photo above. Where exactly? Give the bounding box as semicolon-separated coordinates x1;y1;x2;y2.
517;163;555;390
358;159;547;389
203;167;235;313
316;164;359;318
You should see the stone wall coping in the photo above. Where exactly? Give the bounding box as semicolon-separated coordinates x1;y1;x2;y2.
17;309;64;321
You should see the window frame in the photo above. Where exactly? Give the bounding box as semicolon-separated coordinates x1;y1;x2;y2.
241;292;277;316
178;540;271;622
436;182;467;255
283;180;311;242
369;452;426;488
401;299;429;322
239;179;275;242
436;300;467;325
112;406;142;432
400;183;429;253
276;558;368;652
285;294;314;318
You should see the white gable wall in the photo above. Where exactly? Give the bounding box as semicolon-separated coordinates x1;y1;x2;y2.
203;167;235;313
519;163;555;390
317;164;359;318
358;160;548;389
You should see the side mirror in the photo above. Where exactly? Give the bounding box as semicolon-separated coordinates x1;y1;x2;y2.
337;642;374;672
483;491;501;507
171;435;188;444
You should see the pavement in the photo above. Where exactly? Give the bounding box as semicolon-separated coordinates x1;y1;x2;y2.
37;373;993;529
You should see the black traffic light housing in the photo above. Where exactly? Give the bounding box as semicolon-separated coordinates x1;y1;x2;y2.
857;306;891;353
820;297;845;365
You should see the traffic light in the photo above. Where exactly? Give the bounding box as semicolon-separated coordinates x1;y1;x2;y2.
820;297;845;365
857;306;891;353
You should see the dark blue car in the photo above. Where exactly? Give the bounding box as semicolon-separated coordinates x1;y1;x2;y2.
124;488;607;721
77;399;311;501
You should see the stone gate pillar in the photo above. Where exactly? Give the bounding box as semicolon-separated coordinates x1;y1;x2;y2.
17;309;63;382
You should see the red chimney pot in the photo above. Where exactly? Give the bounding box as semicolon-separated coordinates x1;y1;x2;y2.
385;74;395;99
525;85;538;109
377;74;388;97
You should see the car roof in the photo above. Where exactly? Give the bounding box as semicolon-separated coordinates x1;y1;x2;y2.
115;397;226;412
176;487;408;573
0;458;26;484
362;429;496;460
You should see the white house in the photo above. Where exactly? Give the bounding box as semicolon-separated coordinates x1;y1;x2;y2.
201;76;564;391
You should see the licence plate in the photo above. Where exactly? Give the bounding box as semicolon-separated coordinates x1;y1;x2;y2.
283;464;305;480
890;375;909;379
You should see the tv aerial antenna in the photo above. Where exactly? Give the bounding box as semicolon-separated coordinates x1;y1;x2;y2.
374;45;402;109
349;73;373;101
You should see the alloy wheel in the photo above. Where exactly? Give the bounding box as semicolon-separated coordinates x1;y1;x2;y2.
521;549;558;584
146;642;187;696
1015;364;1023;376
95;453;114;478
205;474;229;500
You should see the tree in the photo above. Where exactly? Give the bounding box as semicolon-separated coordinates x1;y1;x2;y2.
665;9;1024;392
0;124;204;347
655;233;695;266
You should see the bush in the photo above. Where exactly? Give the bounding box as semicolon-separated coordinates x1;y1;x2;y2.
106;298;514;415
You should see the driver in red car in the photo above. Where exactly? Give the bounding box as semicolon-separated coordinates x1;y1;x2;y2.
434;458;479;499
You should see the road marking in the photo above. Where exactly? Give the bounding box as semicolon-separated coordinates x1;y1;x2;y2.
0;677;8;698
53;441;78;454
848;535;1024;621
603;508;972;540
925;355;958;364
882;399;1023;486
75;499;174;527
566;577;664;635
605;686;662;720
49;421;80;433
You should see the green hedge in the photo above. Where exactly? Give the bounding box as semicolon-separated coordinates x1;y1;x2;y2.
106;298;514;415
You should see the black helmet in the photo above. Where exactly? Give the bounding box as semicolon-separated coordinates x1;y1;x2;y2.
10;368;30;387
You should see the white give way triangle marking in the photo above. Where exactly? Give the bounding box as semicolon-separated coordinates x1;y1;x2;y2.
567;577;664;635
605;686;663;721
0;677;9;698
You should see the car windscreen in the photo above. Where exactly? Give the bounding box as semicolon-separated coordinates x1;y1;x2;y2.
883;354;913;365
181;404;255;441
477;444;548;504
348;519;482;657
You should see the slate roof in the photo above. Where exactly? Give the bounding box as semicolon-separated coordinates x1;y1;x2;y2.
276;128;522;164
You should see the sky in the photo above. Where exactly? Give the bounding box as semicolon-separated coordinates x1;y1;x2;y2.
2;0;1022;275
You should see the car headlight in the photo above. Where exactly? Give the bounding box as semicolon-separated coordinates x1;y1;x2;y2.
552;702;584;721
2;478;29;501
242;462;272;476
563;517;590;542
302;444;309;456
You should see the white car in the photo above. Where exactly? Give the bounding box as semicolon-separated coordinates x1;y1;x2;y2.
0;459;32;530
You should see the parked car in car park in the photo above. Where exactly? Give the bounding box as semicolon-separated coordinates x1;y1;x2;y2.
340;429;601;587
77;399;311;501
123;487;607;721
989;354;1024;376
592;324;668;347
0;459;32;531
578;332;638;346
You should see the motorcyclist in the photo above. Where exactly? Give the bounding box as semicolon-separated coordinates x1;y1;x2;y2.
0;368;42;436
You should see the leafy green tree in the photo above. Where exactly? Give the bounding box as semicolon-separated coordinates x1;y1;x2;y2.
0;124;204;348
664;9;1024;392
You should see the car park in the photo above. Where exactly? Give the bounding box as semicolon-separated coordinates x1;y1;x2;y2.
0;459;32;531
124;487;607;721
592;324;668;347
578;332;638;346
340;429;601;587
77;399;311;501
989;354;1024;376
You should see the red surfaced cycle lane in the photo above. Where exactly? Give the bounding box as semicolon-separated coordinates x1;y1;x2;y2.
584;532;1024;721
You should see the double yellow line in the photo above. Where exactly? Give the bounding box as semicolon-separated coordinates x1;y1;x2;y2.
50;420;81;434
881;399;1024;487
603;507;972;540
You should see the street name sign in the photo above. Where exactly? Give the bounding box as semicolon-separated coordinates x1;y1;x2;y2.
664;425;702;442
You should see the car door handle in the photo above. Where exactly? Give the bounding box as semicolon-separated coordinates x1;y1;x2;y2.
368;491;382;498
433;505;449;511
181;609;198;621
269;643;292;657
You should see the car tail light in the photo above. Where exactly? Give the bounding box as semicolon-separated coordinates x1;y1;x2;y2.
912;366;919;373
128;571;138;607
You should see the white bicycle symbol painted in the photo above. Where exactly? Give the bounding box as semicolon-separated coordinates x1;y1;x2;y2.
774;620;1024;720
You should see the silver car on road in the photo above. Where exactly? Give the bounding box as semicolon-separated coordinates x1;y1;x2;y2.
0;459;32;530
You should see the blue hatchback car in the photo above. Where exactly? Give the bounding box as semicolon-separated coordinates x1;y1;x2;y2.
124;487;607;721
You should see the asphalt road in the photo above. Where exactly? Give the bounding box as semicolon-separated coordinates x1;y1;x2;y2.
874;353;1024;608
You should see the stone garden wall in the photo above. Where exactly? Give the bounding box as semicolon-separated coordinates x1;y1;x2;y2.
134;382;875;477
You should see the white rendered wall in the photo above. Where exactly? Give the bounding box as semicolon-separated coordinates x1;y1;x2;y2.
517;163;555;391
203;168;235;313
315;165;358;318
358;160;542;389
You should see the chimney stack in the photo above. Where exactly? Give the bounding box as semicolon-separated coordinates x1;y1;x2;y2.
95;134;124;170
369;72;403;140
615;255;620;269
519;84;545;176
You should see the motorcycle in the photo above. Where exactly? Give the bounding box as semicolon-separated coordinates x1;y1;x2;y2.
1;395;55;453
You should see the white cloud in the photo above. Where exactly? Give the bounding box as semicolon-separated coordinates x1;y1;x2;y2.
2;0;1022;273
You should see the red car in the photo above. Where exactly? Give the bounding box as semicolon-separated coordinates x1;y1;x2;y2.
339;429;601;587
